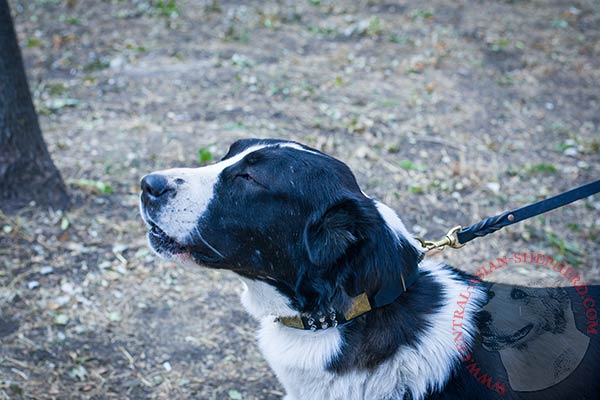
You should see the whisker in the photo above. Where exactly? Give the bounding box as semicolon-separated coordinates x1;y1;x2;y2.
193;226;225;259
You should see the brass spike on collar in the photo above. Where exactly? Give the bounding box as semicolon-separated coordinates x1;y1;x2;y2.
343;292;371;321
278;316;305;329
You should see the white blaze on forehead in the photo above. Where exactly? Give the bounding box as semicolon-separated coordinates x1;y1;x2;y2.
278;142;323;156
152;144;267;242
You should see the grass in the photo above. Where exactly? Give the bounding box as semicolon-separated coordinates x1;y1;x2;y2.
567;223;582;232
224;121;247;130
526;226;583;266
205;1;221;13
491;38;510;52
152;0;179;17
545;231;582;266
398;160;426;171
587;138;600;154
231;54;255;68
223;25;251;43
363;16;384;37
408;185;425;194
83;59;110;72
45;82;68;96
389;33;413;45
527;163;558;175
552;19;569;29
26;38;42;48
198;147;213;164
410;9;434;21
308;25;338;37
68;178;113;194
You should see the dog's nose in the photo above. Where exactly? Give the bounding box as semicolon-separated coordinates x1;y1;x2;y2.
141;174;172;198
479;310;492;324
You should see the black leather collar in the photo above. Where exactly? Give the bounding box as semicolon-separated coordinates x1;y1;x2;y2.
276;263;421;331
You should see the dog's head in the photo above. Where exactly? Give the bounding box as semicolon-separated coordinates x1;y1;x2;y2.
479;284;571;351
139;138;422;314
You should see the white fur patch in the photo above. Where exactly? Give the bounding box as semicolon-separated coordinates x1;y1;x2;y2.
375;200;422;250
239;278;298;319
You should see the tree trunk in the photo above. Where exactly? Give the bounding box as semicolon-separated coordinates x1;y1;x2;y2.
0;0;69;213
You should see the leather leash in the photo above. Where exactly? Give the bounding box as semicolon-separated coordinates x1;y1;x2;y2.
416;179;600;252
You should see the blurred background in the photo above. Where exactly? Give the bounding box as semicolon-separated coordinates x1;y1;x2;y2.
1;0;599;399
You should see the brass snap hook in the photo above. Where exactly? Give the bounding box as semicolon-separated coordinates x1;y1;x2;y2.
415;225;464;252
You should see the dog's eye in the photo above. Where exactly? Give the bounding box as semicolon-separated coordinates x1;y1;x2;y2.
510;288;528;300
236;174;256;184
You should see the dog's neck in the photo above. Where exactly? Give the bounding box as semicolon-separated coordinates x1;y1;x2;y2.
239;200;424;328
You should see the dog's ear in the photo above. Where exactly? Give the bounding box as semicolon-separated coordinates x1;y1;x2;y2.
303;198;371;266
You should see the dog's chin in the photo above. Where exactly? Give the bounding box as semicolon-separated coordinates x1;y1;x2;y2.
481;323;534;351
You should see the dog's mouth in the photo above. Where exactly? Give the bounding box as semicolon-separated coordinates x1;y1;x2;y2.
147;222;188;256
481;323;534;351
146;221;223;265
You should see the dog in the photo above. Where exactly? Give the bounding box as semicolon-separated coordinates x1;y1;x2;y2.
139;138;599;399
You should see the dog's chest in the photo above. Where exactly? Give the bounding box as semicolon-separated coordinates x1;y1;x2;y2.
256;318;407;400
257;318;339;398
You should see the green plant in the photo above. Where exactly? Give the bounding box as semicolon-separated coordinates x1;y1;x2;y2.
153;0;179;17
26;38;41;48
83;59;110;72
365;16;384;36
526;226;582;266
198;147;213;164
408;185;424;194
68;179;113;194
491;38;510;52
527;163;558;175
410;9;434;21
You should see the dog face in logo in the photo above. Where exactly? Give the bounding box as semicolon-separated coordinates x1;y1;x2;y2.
479;285;569;351
479;282;590;391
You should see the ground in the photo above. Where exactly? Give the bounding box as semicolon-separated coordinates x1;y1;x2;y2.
1;0;599;399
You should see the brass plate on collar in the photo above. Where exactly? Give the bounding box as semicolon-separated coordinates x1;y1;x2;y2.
279;315;305;329
344;292;372;320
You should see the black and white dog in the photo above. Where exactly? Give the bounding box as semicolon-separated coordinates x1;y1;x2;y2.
139;138;599;400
